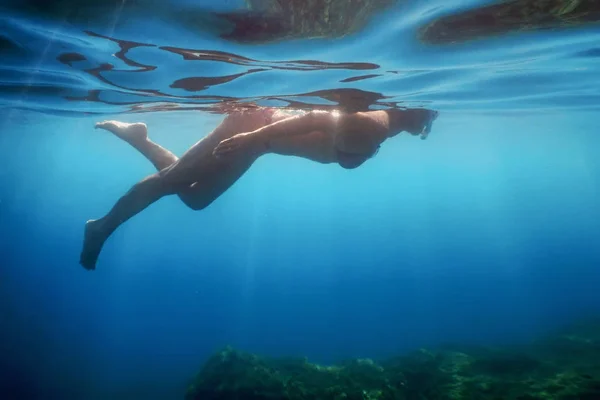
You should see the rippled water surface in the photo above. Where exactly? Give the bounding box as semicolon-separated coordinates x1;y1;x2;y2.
2;0;600;115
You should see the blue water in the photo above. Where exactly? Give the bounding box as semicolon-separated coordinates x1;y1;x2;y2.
1;0;600;399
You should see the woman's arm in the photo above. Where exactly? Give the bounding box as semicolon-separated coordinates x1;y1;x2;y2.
212;111;337;157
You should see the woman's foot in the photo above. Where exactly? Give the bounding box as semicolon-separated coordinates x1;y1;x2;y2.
95;121;148;146
80;219;107;271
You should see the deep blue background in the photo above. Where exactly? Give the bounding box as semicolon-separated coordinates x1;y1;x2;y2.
1;109;599;399
2;0;600;398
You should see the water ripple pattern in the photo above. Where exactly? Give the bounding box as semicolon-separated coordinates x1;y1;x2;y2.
1;0;599;115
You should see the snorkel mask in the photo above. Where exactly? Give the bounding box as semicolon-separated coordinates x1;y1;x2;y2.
420;110;439;140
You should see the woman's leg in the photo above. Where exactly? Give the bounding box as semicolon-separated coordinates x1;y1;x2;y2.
80;170;178;270
95;120;179;171
94;120;211;210
82;113;272;270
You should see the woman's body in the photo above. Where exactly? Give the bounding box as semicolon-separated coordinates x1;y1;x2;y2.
81;107;438;270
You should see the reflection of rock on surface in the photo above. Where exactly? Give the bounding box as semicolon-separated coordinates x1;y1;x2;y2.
219;0;397;43
420;0;600;44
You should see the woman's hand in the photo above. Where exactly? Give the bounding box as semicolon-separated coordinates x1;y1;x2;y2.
213;132;264;158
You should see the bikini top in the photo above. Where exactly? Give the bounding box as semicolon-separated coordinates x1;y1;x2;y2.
336;145;380;169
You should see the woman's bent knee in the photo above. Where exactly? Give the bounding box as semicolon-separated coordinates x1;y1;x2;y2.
177;183;211;211
179;194;209;211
